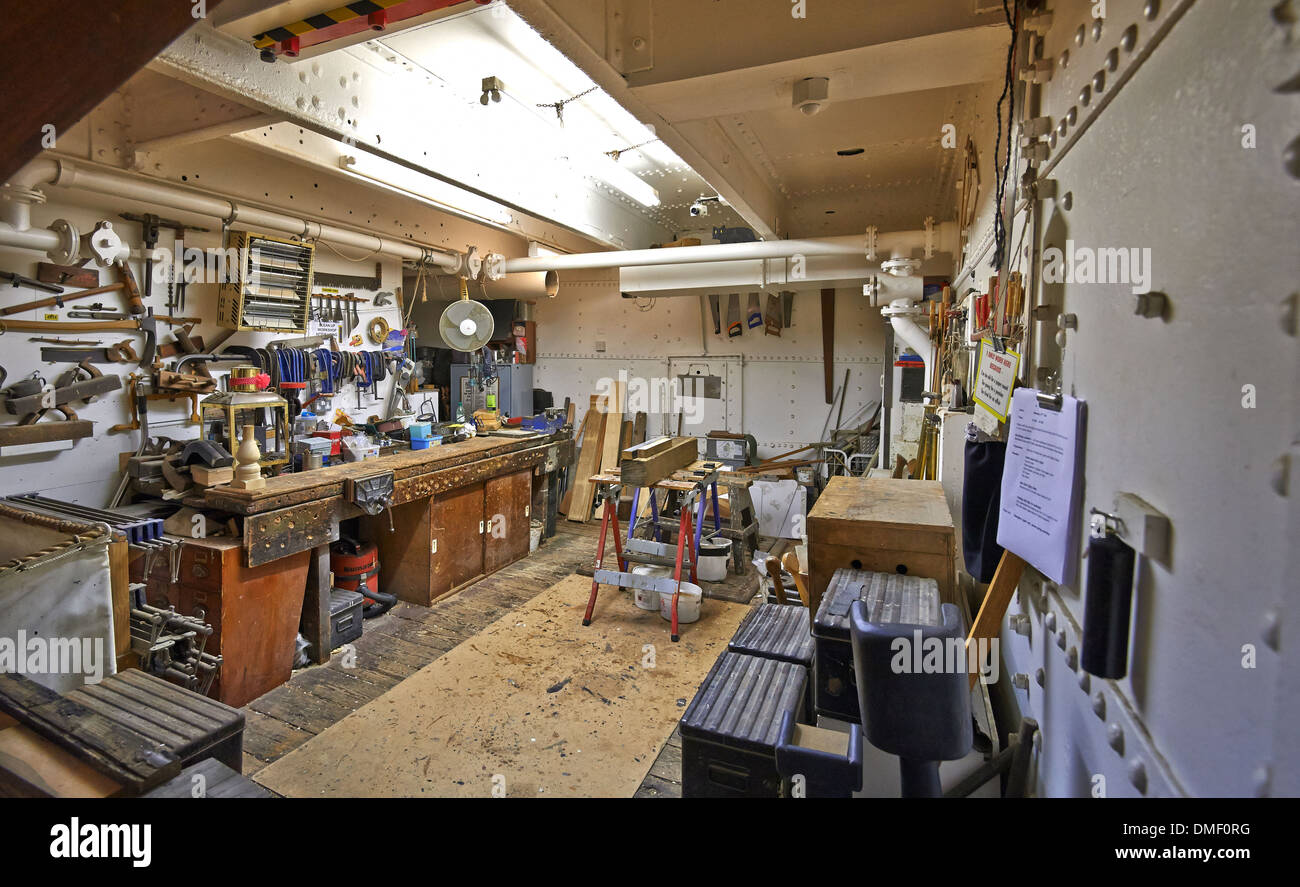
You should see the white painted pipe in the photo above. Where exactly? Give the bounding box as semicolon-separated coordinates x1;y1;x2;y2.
885;297;933;379
3;157;465;274
501;224;958;274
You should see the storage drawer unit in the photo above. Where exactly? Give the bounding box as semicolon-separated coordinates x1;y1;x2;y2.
133;538;310;708
679;652;808;798
812;568;941;722
807;477;956;611
727;603;815;714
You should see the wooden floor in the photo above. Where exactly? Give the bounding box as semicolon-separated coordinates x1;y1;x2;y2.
242;521;755;798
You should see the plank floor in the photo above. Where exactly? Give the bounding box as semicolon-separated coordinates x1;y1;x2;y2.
241;521;757;798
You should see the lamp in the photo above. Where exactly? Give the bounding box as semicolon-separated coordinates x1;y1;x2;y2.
200;366;290;469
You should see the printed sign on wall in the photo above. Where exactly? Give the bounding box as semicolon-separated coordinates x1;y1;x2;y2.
972;338;1021;421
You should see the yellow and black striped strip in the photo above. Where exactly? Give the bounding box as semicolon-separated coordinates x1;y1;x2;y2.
253;1;405;49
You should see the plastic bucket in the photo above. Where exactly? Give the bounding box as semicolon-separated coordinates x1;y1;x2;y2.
631;564;669;610
529;520;543;552
659;581;703;624
697;538;732;582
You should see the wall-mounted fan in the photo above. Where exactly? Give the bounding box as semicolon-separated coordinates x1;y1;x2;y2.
439;280;494;352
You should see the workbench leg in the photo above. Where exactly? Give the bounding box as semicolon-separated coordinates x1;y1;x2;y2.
300;543;333;664
710;482;721;532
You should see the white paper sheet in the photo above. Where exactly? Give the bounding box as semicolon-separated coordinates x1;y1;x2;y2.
996;389;1087;586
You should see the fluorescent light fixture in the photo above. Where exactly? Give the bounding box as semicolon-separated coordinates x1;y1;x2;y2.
338;149;514;227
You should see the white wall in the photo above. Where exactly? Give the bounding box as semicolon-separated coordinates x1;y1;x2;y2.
973;0;1297;797
533;282;886;458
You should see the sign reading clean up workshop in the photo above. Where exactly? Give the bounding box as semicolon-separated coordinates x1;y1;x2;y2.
973;338;1021;421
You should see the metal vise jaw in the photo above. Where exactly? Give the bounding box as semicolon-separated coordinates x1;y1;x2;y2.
345;472;395;531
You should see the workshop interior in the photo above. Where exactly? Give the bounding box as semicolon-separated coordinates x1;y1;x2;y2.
0;0;1294;817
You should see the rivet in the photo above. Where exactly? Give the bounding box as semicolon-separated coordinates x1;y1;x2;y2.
1044;612;1057;632
1062;190;1074;210
1060;49;1070;68
1253;764;1272;798
1106;48;1120;71
1092;691;1106;718
1079;84;1092;106
1107;723;1125;754
1079;671;1091;692
1121;24;1139;52
1282;292;1297;336
1057;630;1068;650
1091;19;1104;42
1145;0;1161;21
1129;760;1148;794
1263;609;1281;651
1066;646;1079;670
1035;667;1046;687
1067;106;1078;126
1283;134;1300;179
1057;118;1069;136
1093;70;1106;92
1075;25;1086;46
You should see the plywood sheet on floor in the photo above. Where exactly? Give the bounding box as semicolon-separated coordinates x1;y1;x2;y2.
251;574;748;797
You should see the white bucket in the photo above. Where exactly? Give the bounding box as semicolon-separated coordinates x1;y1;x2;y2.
659;581;703;624
529;520;543;552
696;538;732;582
631;564;669;610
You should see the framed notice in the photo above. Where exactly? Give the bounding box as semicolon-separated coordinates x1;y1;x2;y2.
972;338;1021;421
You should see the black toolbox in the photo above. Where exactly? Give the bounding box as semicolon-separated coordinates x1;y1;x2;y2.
811;568;941;722
728;603;815;713
679;651;807;798
329;588;365;649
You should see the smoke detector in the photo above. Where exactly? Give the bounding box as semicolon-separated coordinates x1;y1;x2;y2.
793;77;830;116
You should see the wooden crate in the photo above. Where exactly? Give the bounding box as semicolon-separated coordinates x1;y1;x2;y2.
807;477;956;611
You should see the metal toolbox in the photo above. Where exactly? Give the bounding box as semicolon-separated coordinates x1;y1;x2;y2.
679;651;807;798
329;588;365;649
811;568;941;722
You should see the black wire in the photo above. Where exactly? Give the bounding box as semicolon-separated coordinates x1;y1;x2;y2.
991;0;1018;271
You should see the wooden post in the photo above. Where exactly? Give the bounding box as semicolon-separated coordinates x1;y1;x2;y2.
300;543;333;664
967;550;1026;689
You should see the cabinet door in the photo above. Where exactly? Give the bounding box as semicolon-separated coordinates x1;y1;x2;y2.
430;482;485;600
485;469;533;574
372;498;433;606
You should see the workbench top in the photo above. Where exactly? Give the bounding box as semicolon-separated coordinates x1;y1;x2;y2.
200;430;563;515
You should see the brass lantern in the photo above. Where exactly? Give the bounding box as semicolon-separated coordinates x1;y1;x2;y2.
199;366;290;467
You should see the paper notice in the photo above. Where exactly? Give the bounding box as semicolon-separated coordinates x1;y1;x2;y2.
996;388;1087;586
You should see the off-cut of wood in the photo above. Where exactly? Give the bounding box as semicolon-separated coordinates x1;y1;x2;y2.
597;379;626;474
565;396;606;522
619;437;699;487
251;574;750;798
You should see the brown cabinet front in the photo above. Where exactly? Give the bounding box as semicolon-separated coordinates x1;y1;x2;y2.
485;469;533;574
430;481;485;601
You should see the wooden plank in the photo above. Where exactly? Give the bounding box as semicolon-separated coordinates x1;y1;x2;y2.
967;551;1027;689
559;408;593;516
566;397;606;522
821;287;836;403
245;500;339;567
619;437;700;487
0;673;180;794
598;379;626;474
0;421;93;447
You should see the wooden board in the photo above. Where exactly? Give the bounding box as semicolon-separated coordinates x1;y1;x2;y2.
565;396;606;523
619;436;700;487
598;379;626;474
251;574;750;798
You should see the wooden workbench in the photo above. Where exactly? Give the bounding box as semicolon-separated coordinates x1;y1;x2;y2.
190;429;573;666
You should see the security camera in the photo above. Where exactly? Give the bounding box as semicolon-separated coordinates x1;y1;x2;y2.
689;201;708;217
793;77;830;116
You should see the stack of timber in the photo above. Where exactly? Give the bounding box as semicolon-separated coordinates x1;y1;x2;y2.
562;381;624;522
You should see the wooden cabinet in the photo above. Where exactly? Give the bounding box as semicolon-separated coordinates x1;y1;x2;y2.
133;538;310;708
485;470;532;573
807;477;957;612
368;471;532;607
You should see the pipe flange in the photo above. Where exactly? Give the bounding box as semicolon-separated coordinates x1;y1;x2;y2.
462;246;482;280
881;256;921;277
483;252;507;281
47;218;80;265
0;183;47;208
